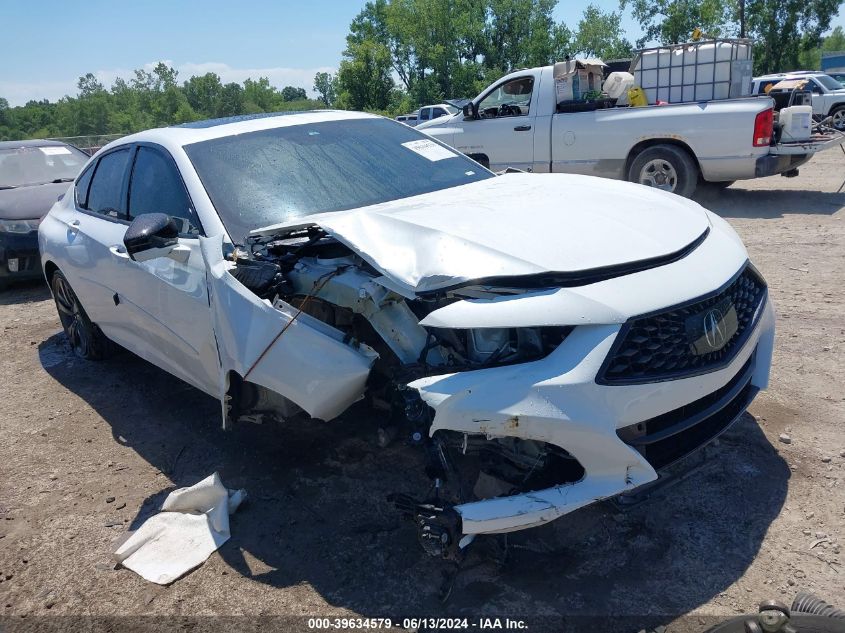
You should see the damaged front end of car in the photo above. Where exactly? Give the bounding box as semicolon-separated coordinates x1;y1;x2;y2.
198;206;774;560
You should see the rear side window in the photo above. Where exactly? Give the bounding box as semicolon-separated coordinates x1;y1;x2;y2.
128;147;200;235
75;163;95;208
86;148;131;218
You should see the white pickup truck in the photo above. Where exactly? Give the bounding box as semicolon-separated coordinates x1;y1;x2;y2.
419;64;836;196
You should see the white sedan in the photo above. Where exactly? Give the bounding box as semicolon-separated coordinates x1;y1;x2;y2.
39;110;775;558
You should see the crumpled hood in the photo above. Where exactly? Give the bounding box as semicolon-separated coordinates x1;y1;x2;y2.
0;183;68;220
252;173;710;294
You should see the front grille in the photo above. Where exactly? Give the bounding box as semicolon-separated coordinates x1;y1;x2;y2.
598;264;766;384
617;354;757;470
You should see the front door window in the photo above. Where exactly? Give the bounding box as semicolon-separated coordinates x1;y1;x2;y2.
478;77;534;118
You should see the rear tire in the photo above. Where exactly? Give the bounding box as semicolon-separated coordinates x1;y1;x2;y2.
50;271;113;360
467;153;490;169
629;144;698;197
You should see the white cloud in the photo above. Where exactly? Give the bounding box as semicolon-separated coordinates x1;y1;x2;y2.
0;61;336;106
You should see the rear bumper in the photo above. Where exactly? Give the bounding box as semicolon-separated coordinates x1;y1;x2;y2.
754;153;811;177
0;232;42;284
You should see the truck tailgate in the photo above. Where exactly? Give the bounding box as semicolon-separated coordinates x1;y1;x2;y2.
772;132;844;155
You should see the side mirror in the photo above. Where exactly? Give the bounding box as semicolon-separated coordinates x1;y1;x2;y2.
463;103;478;120
123;213;181;262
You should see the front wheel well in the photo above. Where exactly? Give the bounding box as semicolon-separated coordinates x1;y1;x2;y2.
828;103;845;116
43;261;58;284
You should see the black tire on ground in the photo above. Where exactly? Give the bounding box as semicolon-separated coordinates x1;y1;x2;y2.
467;154;490;169
702;179;736;190
628;144;699;198
50;270;114;360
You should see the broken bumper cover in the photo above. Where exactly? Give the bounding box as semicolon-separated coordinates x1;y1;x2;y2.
409;296;775;535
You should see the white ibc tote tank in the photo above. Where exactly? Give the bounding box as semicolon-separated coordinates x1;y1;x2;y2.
631;39;752;104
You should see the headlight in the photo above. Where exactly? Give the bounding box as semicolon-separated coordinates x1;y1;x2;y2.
0;219;40;233
434;326;573;366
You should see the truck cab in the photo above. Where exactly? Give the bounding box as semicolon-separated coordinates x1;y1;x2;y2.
420;64;837;197
416;103;460;125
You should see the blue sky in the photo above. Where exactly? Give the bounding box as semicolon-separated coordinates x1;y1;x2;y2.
1;0;842;106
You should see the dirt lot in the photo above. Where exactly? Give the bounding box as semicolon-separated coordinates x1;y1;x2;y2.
0;150;843;632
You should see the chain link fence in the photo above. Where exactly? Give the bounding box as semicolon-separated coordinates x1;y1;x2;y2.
45;133;127;155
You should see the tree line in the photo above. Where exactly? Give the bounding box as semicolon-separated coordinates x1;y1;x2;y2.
333;0;841;112
0;64;327;141
0;0;841;141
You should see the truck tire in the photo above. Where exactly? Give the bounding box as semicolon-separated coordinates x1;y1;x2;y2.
467;153;490;169
628;144;698;198
829;106;845;130
50;270;114;360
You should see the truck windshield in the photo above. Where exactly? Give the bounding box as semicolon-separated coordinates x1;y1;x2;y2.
185;117;492;243
815;74;843;91
0;145;88;189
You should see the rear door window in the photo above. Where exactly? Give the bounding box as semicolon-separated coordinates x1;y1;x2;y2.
86;148;132;219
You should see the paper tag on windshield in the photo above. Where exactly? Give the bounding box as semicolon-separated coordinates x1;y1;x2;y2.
40;146;72;156
401;139;457;162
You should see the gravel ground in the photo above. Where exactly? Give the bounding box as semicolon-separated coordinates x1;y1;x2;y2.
0;150;843;632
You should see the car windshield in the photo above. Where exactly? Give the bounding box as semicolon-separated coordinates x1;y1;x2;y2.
0;145;89;189
185;117;492;243
815;74;842;91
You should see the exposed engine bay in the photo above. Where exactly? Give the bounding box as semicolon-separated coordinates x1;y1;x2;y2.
226;226;580;558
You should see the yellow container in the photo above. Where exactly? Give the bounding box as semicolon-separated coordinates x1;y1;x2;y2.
628;86;648;107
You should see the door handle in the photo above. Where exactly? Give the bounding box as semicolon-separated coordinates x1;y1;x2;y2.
109;244;130;259
514;125;532;132
68;220;80;234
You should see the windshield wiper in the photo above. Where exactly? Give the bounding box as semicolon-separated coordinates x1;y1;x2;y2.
0;185;17;190
51;178;75;183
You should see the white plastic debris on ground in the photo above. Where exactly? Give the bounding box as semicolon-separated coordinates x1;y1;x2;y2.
113;472;246;584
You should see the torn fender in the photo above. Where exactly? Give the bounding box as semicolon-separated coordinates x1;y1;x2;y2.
200;235;376;426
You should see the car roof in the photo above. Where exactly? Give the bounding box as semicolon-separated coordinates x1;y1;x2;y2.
97;109;380;155
756;71;823;80
0;139;73;150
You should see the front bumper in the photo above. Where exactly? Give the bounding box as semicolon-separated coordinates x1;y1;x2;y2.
0;231;42;284
409;292;775;536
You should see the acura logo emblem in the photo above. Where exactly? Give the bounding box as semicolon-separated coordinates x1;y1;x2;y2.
703;308;728;349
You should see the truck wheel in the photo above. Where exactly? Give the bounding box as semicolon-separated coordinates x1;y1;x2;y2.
50;271;113;360
629;144;698;197
830;106;845;130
